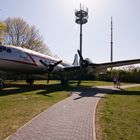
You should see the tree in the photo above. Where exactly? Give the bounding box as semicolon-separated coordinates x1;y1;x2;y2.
3;17;52;55
0;22;6;44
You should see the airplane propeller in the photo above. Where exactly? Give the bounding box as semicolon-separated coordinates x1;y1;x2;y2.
77;50;90;68
40;60;62;83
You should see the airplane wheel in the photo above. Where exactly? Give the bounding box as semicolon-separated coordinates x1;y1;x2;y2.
26;79;34;86
0;82;4;90
61;79;69;86
0;78;4;90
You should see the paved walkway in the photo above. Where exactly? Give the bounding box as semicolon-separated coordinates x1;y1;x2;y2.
6;84;140;140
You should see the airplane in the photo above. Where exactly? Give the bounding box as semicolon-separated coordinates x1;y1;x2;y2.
0;44;140;87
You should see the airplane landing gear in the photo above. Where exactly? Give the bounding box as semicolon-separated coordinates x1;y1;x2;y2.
26;79;34;86
61;78;69;86
0;78;4;90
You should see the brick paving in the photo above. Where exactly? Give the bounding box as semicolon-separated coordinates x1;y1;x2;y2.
6;84;140;140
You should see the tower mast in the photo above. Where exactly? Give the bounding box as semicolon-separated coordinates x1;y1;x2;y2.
111;17;113;62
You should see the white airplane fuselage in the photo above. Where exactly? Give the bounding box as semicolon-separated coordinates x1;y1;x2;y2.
0;45;71;75
1;44;140;82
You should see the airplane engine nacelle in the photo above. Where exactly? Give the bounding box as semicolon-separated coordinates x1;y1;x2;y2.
45;64;54;73
80;60;89;68
80;58;95;68
40;60;62;73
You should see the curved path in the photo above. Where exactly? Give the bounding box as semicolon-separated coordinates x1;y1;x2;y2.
6;84;140;140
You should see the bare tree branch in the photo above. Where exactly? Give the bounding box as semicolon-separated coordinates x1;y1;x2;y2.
3;17;52;56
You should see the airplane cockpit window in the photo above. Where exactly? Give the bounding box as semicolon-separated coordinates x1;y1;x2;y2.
0;46;12;53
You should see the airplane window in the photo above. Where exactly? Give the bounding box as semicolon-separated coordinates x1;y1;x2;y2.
7;48;12;53
20;52;28;60
2;47;6;51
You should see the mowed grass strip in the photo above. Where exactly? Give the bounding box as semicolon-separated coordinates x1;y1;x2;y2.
96;86;140;140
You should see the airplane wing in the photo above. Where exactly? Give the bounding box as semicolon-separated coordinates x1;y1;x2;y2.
64;50;140;74
91;59;140;69
63;59;140;72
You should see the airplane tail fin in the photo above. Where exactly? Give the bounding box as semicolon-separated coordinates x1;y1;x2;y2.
72;54;79;66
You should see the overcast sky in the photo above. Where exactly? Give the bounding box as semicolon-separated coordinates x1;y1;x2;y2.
1;0;140;63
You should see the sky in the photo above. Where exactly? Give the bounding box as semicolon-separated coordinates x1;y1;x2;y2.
0;0;140;63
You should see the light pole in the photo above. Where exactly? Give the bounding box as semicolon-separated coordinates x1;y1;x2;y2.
75;4;88;62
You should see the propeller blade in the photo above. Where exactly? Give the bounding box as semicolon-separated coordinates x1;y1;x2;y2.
40;60;62;67
54;60;62;66
40;60;62;72
40;60;62;83
40;60;48;67
77;50;89;68
47;73;50;84
77;50;84;61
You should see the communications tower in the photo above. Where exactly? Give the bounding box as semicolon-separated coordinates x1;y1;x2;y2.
75;4;88;61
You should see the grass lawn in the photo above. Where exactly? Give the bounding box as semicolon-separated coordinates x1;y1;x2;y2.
0;80;112;140
96;86;140;140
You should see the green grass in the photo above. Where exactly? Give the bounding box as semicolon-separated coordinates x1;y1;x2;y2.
72;80;113;86
97;86;140;140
